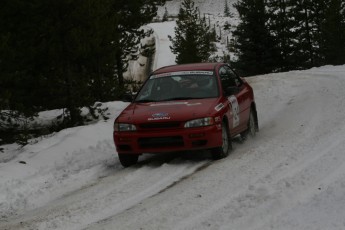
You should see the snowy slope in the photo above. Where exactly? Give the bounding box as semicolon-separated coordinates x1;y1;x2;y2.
2;19;345;230
127;0;237;82
157;0;238;17
149;21;177;70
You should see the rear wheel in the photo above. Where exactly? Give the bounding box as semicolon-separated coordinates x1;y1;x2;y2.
118;154;139;167
212;122;232;160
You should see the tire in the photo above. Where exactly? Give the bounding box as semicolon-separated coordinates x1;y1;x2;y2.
118;154;139;167
241;109;256;140
212;122;232;160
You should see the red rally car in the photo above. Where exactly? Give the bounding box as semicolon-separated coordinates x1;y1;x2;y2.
113;63;259;167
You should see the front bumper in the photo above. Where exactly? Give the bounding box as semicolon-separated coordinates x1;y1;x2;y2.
113;124;222;155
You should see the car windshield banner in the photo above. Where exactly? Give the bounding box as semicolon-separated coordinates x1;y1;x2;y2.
150;71;214;79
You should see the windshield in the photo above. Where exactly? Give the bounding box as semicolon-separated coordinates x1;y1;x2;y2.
135;71;219;102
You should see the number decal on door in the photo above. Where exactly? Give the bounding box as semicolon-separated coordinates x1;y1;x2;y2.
228;95;240;128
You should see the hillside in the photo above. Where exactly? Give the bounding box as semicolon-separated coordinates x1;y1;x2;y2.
157;0;238;17
126;0;238;82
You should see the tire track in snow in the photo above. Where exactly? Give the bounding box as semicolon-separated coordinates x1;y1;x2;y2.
1;158;211;230
84;160;214;229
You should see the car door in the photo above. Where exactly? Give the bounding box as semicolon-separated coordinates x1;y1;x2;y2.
218;65;250;134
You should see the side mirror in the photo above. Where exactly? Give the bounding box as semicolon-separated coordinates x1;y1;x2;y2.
225;86;239;95
122;93;134;102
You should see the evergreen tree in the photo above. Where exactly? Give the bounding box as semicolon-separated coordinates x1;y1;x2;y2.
224;0;231;17
342;0;345;59
266;0;345;70
169;0;215;64
0;0;165;132
321;0;345;65
0;0;42;118
289;0;325;68
231;0;279;76
266;0;296;71
163;7;169;21
114;0;165;89
33;0;121;125
230;0;345;74
0;0;122;126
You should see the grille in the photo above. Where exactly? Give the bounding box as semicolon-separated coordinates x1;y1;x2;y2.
138;136;183;148
139;122;181;129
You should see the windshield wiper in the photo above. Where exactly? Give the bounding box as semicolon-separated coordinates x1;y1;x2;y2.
135;99;158;103
136;97;199;103
161;97;196;101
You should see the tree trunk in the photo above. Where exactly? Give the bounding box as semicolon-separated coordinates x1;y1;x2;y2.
116;52;124;89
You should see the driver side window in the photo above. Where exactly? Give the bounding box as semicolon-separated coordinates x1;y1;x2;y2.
219;66;242;91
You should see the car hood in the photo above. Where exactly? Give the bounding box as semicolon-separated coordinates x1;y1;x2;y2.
117;98;220;124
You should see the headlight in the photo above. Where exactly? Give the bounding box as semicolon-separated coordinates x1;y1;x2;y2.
114;123;137;132
184;117;214;128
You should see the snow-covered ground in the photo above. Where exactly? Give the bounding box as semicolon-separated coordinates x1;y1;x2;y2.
2;19;345;230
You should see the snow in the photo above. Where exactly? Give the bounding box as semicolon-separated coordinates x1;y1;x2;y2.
157;0;238;18
2;9;345;230
149;21;177;70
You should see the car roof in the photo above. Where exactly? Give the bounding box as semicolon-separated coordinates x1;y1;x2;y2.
152;63;223;75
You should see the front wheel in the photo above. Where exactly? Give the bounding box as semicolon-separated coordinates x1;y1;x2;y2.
212;122;232;160
118;154;139;167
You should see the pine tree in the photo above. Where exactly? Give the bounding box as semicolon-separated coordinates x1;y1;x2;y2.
342;0;345;60
321;0;345;65
34;0;122;125
266;0;296;71
114;0;165;89
163;7;169;21
224;0;231;17
231;0;279;76
0;0;164;132
266;0;345;70
169;0;215;64
0;0;42;118
288;0;325;68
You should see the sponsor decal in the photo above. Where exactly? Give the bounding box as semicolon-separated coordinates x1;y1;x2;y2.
148;112;171;121
150;71;213;79
186;102;202;106
215;103;225;111
152;112;169;118
228;95;240;127
150;73;171;79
